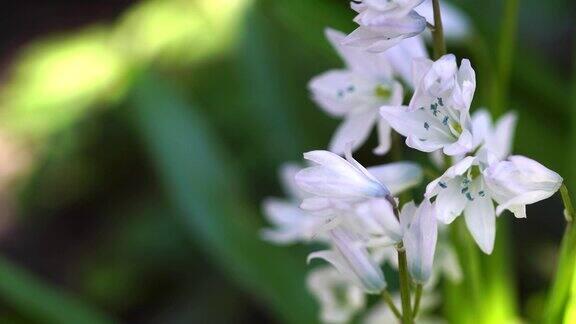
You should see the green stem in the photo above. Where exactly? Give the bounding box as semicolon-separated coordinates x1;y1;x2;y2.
544;184;576;323
397;245;413;324
412;284;423;318
430;0;446;59
451;218;483;320
382;290;402;320
561;183;575;222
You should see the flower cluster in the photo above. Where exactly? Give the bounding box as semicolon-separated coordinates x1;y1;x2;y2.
262;0;563;322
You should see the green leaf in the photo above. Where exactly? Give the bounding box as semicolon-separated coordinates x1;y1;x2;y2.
0;256;114;324
129;72;316;324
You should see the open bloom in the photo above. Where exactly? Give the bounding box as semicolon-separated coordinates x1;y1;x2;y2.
261;164;329;244
425;156;496;253
309;28;404;155
484;156;563;218
308;227;387;293
295;149;422;215
344;0;427;53
307;266;365;323
381;54;476;155
426;153;562;254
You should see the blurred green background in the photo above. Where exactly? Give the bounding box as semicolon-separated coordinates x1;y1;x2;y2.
0;0;574;323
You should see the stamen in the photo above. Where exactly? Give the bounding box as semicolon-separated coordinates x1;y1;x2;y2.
424;122;430;130
438;97;444;106
466;192;474;201
439;181;448;189
479;190;486;197
442;116;449;126
461;187;469;194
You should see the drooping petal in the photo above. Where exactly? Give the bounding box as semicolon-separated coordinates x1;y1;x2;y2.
296;150;388;199
403;200;438;283
329;110;378;155
356;198;403;242
464;192;496;254
484;155;562;219
309;228;387;293
367;161;423;195
343;26;404;53
325;28;393;79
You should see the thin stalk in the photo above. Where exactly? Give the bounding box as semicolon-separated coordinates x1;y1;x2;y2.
397;244;413;324
430;0;446;59
451;218;483;320
561;184;575;223
382;290;402;320
412;284;423;318
543;184;576;323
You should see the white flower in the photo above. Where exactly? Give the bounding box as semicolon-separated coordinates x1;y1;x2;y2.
403;200;438;283
309;28;404;155
381;54;476;156
295;149;422;214
470;108;517;162
308;227;387;293
344;0;427;53
307;266;365;324
415;0;471;42
261;164;329;244
484;156;563;218
425;156;496;253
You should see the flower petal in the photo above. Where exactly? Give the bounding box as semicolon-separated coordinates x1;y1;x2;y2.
491;111;517;159
343;27;404;53
325;28;393;78
308;70;361;117
329;110;378;155
367;161;423;195
433;178;467;224
464;194;496;254
404;200;438;283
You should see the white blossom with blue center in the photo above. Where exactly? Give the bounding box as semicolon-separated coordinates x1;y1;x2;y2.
309;28;426;156
381;54;476;156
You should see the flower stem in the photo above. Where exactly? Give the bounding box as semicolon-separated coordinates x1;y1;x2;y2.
412;284;423;318
544;183;576;323
561;183;574;223
397;244;413;324
382;290;402;320
431;0;446;59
